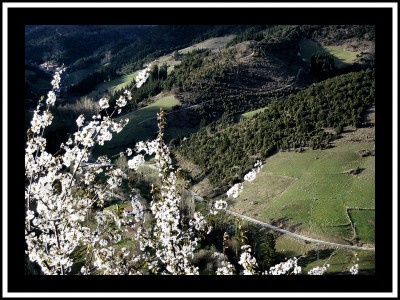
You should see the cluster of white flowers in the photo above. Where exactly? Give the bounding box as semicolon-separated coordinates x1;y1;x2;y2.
135;140;159;156
46;90;57;106
244;160;264;182
189;211;209;232
130;194;144;223
127;154;145;170
125;148;133;156
244;169;257;182
106;168;125;189
135;65;152;88
116;90;131;108
238;245;259;275
226;183;244;198
51;67;63;90
130;109;210;275
98;97;110;109
227;160;264;198
307;264;329;275
124;90;132;99
349;264;359;275
30;109;54;134
210;200;228;215
76;114;85;127
254;160;263;171
266;257;302;275
216;260;236;275
25;70;134;275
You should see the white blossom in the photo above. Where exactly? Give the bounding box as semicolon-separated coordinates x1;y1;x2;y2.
307;265;329;275
135;65;152;88
76;114;85;127
99;97;109;109
214;200;227;210
216;260;235;275
267;257;301;275
130;194;144;222
226;183;243;198
126;148;133;157
349;264;359;275
26;210;35;220
50;68;64;90
116;95;127;108
99;239;108;247
135;140;159;155
189;211;208;231
238;245;258;275
244;169;257;182
46;91;57;106
127;155;145;170
124;90;132;100
211;200;228;215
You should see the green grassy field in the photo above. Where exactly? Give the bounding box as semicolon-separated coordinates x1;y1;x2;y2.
254;229;375;274
88;71;139;98
229;141;375;245
300;247;375;274
324;45;360;66
299;39;360;68
94;95;189;157
348;209;375;244
275;235;311;257
238;107;268;120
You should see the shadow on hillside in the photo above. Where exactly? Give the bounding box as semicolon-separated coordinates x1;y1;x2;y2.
298;249;335;267
328;268;375;275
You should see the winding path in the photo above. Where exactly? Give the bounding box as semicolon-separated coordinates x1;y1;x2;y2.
189;189;374;252
223;209;375;251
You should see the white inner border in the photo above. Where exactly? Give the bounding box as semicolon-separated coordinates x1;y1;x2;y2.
2;2;398;298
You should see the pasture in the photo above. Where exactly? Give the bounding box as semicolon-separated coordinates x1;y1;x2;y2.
300;247;375;274
88;71;139;99
299;38;360;68
348;209;375;244
94;95;191;157
274;235;375;274
237;107;268;120
229;141;375;245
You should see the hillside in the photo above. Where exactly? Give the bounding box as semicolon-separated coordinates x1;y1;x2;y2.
176;69;375;192
25;25;252;97
24;25;377;275
25;24;376;178
226;106;375;273
229;128;375;245
159;25;375;132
